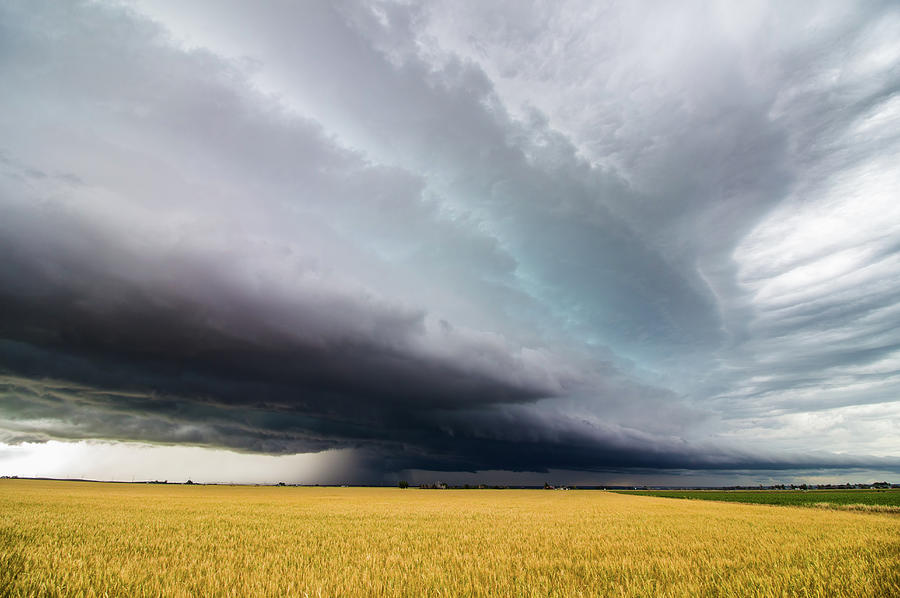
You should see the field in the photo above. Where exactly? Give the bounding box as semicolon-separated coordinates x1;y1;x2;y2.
2;480;899;597
611;489;900;510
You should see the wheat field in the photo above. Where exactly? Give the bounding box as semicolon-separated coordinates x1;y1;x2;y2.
1;480;898;597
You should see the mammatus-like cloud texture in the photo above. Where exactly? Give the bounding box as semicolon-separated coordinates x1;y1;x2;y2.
1;1;898;482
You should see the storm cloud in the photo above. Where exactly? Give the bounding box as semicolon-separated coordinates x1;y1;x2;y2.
1;1;899;482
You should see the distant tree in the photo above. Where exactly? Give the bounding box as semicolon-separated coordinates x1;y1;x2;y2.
185;479;194;485
398;480;409;489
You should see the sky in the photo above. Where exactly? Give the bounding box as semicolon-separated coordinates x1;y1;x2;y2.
1;0;899;486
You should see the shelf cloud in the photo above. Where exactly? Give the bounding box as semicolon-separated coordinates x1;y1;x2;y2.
1;1;899;482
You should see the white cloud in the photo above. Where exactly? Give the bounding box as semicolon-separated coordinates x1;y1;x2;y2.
0;441;356;484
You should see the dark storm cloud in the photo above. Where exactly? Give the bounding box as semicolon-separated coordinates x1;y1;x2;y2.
1;0;899;479
4;371;895;476
0;0;615;469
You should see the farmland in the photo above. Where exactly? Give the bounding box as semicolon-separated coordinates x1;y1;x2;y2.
611;488;900;510
2;480;899;597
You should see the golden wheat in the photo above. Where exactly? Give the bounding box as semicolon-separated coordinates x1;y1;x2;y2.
1;480;898;597
812;501;900;514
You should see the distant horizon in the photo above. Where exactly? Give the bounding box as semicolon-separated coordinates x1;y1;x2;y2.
2;439;898;490
5;476;899;490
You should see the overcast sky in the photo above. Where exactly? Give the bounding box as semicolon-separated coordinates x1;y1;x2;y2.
1;0;899;485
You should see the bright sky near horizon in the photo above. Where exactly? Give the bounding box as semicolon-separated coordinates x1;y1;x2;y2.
1;0;899;485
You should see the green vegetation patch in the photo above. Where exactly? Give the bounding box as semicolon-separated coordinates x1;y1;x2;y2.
612;489;900;509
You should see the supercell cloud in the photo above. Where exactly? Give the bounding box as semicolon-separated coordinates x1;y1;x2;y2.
1;0;899;483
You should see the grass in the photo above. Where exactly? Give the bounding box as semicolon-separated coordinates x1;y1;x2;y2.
610;489;900;511
2;480;899;597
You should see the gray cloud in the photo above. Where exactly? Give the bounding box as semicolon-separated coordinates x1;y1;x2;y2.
1;0;898;481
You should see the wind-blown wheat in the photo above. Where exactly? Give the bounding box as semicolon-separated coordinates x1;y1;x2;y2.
1;480;898;597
